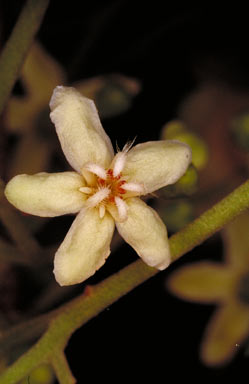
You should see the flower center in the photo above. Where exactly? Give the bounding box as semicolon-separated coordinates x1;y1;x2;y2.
79;159;145;222
98;169;126;203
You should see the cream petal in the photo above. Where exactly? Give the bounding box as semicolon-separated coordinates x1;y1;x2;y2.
167;262;232;303
4;172;85;217
201;301;249;365
49;86;114;173
123;140;192;194
116;197;171;269
53;208;115;286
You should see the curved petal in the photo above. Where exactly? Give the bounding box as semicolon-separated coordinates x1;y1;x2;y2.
123;140;192;194
49;86;114;173
201;301;249;365
54;208;115;286
167;262;232;303
5;172;85;217
116;197;171;269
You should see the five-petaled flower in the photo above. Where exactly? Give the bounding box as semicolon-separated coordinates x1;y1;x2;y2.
5;86;192;286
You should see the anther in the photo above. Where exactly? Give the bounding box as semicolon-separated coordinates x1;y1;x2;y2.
107;169;113;177
98;178;106;187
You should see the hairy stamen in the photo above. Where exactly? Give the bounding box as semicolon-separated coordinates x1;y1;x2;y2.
122;137;136;153
122;182;145;194
113;152;127;177
113;139;136;177
86;188;110;208
84;163;107;180
114;196;128;222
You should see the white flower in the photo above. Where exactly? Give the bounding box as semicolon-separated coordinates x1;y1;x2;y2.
5;86;192;286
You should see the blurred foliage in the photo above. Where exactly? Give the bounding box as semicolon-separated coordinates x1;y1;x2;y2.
168;210;249;366
162;164;198;198
161;200;194;233
161;119;209;170
4;41;65;134
77;74;141;119
158;119;208;232
230;111;249;152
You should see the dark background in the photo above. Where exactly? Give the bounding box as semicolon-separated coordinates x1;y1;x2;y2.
1;1;249;382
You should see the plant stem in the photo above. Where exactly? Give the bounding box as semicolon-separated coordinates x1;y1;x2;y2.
0;0;50;116
1;178;249;383
50;352;76;384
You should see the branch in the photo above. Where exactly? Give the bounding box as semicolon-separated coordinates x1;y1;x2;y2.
50;351;76;384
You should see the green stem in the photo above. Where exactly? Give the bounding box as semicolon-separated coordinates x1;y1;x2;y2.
0;0;50;116
1;178;249;384
50;351;76;384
